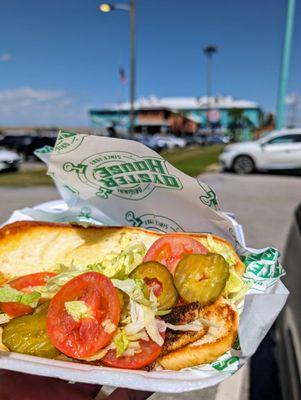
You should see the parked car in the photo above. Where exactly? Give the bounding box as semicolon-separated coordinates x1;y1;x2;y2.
276;202;301;400
0;135;56;160
194;133;230;146
133;134;166;151
0;148;20;172
153;134;186;149
206;134;230;145
219;129;301;174
194;134;207;146
0;134;34;155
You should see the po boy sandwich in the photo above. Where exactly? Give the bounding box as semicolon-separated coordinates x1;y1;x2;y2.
0;221;246;371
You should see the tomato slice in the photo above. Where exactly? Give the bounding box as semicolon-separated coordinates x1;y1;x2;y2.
1;272;56;317
144;234;208;274
102;334;164;369
46;272;120;359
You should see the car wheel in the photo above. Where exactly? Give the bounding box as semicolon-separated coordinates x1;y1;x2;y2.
232;155;255;174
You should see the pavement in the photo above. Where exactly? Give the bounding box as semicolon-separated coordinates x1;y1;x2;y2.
0;172;301;400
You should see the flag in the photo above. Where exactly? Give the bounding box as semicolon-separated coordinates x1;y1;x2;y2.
119;68;127;85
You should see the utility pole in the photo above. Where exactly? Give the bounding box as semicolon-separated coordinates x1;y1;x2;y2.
129;0;136;136
276;0;296;129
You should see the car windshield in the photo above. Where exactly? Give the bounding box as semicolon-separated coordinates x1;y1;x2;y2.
256;131;278;143
258;131;301;144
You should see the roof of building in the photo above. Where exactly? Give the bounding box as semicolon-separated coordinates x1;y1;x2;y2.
91;96;259;113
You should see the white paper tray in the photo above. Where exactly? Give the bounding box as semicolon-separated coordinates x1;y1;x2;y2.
0;201;288;393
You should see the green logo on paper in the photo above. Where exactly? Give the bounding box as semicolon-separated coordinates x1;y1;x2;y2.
211;356;239;371
63;151;183;200
55;131;87;154
79;207;92;219
198;183;219;209
35;145;53;154
125;211;184;232
242;248;284;280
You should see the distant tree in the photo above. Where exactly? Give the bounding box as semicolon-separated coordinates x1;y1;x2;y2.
227;108;254;142
253;112;275;139
260;113;275;129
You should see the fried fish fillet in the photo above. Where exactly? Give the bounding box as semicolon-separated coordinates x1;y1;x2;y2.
158;299;238;370
161;302;207;355
163;302;201;325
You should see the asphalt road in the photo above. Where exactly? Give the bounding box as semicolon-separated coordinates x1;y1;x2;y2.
0;172;300;400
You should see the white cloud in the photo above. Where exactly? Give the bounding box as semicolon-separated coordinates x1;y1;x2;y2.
0;53;12;62
0;87;90;126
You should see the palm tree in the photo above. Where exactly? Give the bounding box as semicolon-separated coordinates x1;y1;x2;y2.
227;108;255;142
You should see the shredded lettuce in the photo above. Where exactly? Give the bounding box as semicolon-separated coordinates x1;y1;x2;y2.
89;243;146;279
124;299;163;345
142;304;164;346
36;242;147;300
112;278;152;307
163;319;204;332
112;277;164;346
0;285;41;308
65;300;91;322
119;232;133;248
113;328;129;357
205;235;236;267
122;341;141;357
102;319;116;334
124;300;145;335
39;269;85;299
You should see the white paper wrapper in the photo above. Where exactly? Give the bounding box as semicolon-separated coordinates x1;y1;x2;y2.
0;131;288;393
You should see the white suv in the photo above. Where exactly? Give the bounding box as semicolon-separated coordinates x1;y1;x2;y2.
219;129;301;174
0;148;20;172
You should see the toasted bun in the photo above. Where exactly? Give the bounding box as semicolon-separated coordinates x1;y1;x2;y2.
0;221;244;283
157;299;238;370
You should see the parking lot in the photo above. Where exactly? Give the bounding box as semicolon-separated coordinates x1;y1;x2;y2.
1;171;300;400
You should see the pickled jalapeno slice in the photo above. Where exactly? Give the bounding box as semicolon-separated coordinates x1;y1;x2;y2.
130;261;178;310
2;302;60;359
174;253;229;306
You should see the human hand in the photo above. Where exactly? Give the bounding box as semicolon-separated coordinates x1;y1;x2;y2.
0;370;153;400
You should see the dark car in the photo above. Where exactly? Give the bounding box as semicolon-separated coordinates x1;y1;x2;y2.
0;135;34;154
0;135;56;160
276;202;301;400
205;134;230;145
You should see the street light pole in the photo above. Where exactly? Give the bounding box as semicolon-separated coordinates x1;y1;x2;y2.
129;0;136;136
206;52;212;99
276;0;296;130
99;1;136;137
203;45;217;130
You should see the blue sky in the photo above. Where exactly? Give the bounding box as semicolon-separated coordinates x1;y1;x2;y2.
0;0;300;126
